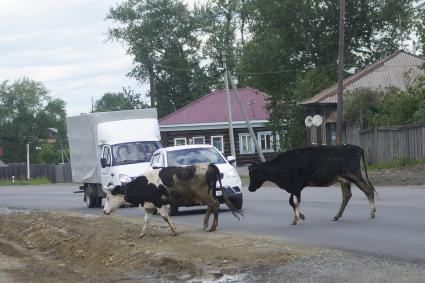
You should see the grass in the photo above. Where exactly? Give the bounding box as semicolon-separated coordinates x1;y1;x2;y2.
0;177;50;186
368;156;425;170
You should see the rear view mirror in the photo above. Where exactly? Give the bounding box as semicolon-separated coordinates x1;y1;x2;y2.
226;155;236;164
100;158;108;168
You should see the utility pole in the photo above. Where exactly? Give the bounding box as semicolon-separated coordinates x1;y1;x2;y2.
227;72;266;162
26;143;30;179
336;0;346;145
223;56;236;160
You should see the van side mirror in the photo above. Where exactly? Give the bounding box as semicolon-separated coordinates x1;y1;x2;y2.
226;155;236;164
100;158;108;168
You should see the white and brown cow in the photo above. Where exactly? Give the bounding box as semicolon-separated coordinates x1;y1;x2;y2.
103;163;242;238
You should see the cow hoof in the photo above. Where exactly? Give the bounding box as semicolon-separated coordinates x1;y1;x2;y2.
370;214;376;219
291;221;297;225
208;226;217;232
139;233;147;239
332;216;340;221
299;213;305;221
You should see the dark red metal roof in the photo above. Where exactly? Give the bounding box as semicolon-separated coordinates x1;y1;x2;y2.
159;88;270;125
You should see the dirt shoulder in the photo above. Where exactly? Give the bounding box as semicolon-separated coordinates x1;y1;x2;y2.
1;209;424;282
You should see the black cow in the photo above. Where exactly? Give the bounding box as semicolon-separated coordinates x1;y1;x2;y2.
103;163;241;237
248;144;376;225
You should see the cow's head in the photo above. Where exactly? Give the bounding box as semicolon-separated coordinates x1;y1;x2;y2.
248;164;266;192
102;184;126;215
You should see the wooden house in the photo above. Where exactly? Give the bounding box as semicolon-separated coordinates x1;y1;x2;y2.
301;50;425;146
159;88;278;164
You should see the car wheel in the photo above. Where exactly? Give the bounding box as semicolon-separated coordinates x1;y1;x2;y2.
168;205;179;216
231;194;243;210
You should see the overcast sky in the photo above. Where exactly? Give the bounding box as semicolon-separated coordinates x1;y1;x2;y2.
0;0;148;116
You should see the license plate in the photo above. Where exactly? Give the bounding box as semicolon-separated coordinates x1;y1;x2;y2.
215;190;222;196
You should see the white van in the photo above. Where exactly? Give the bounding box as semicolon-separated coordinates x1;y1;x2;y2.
66;109;161;208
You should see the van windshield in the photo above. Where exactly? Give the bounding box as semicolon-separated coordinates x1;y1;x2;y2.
112;141;161;165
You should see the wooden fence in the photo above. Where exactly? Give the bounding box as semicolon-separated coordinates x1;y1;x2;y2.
0;163;72;183
346;122;425;163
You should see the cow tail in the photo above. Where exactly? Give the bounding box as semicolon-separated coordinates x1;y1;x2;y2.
361;150;379;198
208;164;243;221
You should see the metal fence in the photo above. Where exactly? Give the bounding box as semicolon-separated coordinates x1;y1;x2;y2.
346;122;425;163
0;163;72;183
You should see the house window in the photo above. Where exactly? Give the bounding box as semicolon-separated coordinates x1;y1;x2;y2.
211;136;224;152
257;131;274;152
174;138;186;146
239;133;255;154
192;136;205;145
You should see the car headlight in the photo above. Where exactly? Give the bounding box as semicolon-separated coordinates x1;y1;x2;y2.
225;168;238;178
119;174;132;184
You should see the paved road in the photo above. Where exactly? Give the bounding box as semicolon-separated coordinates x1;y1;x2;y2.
1;183;424;262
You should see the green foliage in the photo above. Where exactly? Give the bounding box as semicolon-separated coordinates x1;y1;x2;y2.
368;156;425;170
107;0;211;117
0;177;50;186
0;78;67;164
345;75;425;128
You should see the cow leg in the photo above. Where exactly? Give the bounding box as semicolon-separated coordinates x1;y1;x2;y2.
203;207;212;230
346;174;376;219
140;206;155;238
289;193;303;225
156;206;177;236
208;201;220;232
333;180;352;221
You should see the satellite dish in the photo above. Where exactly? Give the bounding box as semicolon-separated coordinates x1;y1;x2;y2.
304;116;313;127
312;114;323;126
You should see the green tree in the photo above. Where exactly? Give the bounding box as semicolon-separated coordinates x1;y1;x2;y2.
237;0;419;148
107;0;210;117
94;87;149;112
0;78;67;164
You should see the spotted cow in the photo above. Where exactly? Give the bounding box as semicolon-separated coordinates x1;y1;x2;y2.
103;163;242;237
248;144;376;225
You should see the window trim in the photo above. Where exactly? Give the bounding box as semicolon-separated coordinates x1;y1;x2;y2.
257;131;274;153
174;137;187;146
210;135;224;152
239;133;255;154
192;136;205;145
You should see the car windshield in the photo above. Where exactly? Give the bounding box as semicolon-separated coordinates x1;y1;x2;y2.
167;147;226;166
112;141;161;165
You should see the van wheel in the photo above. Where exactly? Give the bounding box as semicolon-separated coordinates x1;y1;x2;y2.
85;190;96;208
168;205;179;216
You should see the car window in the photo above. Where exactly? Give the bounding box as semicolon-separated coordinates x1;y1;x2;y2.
167;147;226;166
151;152;164;167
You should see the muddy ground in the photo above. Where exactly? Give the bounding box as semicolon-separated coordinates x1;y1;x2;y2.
1;209;425;283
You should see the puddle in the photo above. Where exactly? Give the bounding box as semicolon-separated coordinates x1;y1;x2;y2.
0;207;34;215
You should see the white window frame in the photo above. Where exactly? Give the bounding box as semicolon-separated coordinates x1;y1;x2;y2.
192;136;205;145
210;135;224;152
257;131;274;153
239;133;255;154
174;137;187;146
